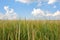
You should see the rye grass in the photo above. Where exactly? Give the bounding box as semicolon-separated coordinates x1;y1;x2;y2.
0;20;60;40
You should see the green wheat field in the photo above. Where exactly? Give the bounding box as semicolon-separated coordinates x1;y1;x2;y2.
0;20;60;40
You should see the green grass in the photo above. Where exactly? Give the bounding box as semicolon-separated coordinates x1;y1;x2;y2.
0;20;60;40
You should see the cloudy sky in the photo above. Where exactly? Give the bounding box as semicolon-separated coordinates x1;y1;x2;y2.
0;0;60;20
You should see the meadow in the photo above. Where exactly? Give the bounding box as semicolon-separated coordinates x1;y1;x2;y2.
0;20;60;40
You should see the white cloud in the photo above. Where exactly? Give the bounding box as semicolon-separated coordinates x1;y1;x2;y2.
0;13;4;19
0;6;17;20
37;2;42;7
32;8;60;20
53;10;60;16
32;8;45;16
15;0;48;4
15;0;57;4
48;0;56;4
46;14;53;16
15;0;34;4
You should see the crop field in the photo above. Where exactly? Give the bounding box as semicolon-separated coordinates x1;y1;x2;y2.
0;20;60;40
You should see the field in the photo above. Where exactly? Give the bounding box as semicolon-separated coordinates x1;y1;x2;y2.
0;20;60;40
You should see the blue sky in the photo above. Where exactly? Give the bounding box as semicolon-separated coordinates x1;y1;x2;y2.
0;0;60;20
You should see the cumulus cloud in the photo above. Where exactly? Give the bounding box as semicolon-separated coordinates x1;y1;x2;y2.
0;6;17;20
53;11;60;16
48;0;56;4
15;0;47;4
15;0;57;4
32;8;45;16
32;8;60;20
0;13;4;19
15;0;35;4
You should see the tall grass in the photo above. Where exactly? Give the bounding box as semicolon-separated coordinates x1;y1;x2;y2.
0;20;60;40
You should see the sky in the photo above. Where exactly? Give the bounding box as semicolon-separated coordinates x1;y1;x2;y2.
0;0;60;20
